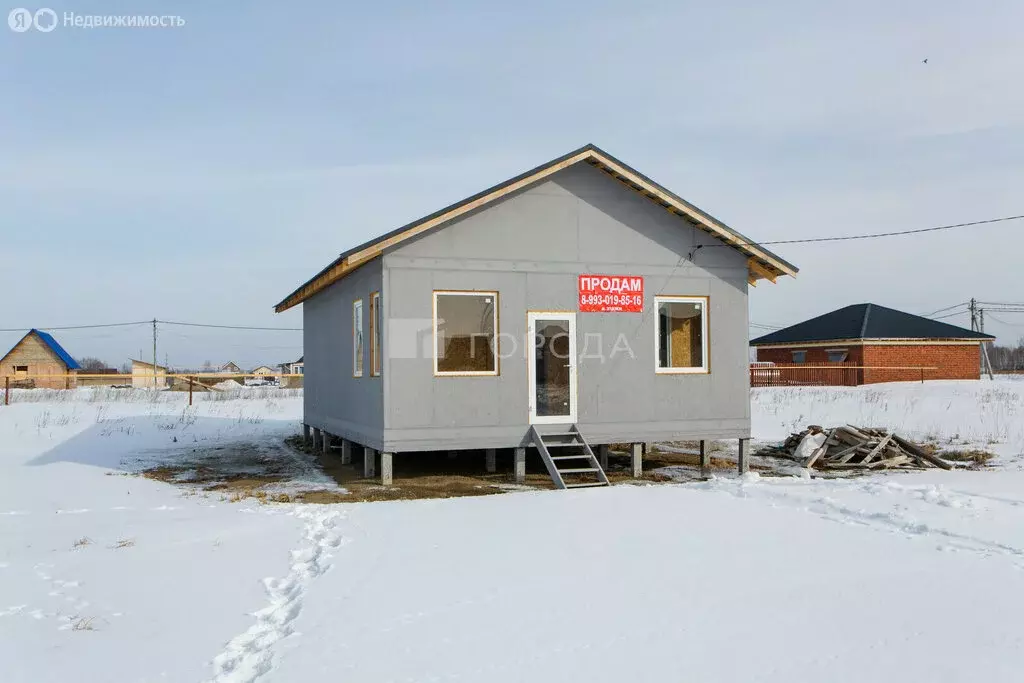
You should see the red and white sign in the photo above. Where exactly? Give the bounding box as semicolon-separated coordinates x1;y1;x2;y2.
578;274;644;312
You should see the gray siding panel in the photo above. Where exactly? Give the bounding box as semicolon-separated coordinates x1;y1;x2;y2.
375;163;753;451
304;258;384;448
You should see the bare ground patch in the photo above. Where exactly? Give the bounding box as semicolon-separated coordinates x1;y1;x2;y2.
137;435;735;504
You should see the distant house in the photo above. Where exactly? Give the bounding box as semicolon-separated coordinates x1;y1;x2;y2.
131;359;168;389
0;329;80;389
278;356;303;388
280;356;303;375
751;303;995;384
251;365;276;376
219;361;243;374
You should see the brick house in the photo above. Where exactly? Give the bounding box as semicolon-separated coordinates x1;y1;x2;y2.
751;303;994;384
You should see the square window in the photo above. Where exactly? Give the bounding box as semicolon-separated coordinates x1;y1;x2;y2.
827;350;849;363
655;296;709;373
791;351;807;363
434;291;498;375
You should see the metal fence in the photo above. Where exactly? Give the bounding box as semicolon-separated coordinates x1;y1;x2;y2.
2;373;303;405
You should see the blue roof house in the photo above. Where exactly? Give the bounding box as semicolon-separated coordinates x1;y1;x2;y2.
1;329;81;389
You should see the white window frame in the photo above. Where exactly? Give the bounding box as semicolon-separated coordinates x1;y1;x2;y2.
654;295;710;374
826;348;849;363
432;290;499;377
353;299;364;378
370;291;381;377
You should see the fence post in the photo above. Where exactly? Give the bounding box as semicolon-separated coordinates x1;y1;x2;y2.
4;376;8;405
188;376;194;406
920;367;924;384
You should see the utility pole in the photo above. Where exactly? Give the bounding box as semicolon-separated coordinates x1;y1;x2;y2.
973;299;995;380
152;319;158;390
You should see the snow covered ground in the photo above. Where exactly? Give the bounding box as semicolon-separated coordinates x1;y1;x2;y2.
2;379;1024;682
753;377;1024;464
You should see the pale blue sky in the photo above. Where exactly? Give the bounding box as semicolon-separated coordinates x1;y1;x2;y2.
2;0;1023;367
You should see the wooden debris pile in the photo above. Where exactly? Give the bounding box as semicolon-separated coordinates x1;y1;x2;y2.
765;425;952;471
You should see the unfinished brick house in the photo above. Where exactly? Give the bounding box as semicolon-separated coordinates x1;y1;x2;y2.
0;329;80;389
751;303;994;385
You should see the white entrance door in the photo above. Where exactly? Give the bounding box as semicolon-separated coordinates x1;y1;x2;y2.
527;312;578;424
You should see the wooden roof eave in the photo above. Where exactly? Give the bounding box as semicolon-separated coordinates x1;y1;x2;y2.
584;156;797;280
274;146;798;311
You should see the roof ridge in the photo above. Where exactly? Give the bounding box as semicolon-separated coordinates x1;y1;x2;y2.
860;303;872;338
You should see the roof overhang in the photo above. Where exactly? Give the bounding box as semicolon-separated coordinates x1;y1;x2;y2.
274;145;798;312
752;337;993;348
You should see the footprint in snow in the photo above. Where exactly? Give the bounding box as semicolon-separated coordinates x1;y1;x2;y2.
56;509;90;515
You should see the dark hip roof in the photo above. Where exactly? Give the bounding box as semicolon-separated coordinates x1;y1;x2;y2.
750;303;995;345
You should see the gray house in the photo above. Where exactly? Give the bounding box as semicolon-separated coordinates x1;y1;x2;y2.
275;144;796;487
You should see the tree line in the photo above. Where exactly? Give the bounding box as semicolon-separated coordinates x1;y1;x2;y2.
989;339;1024;372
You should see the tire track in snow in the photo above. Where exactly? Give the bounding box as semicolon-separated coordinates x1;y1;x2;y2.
205;507;346;683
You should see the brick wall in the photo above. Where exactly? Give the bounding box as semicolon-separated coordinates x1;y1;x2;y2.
862;343;980;383
754;342;982;385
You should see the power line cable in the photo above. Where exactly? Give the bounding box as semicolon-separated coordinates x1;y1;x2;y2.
922;302;968;318
985;313;1024;327
706;214;1024;248
158;320;302;332
4;214;1021;335
930;311;968;321
0;320;151;333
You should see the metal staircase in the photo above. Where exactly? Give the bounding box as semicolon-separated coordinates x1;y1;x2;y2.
528;425;610;490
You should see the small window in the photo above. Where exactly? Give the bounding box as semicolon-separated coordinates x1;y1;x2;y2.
434;291;498;375
14;365;28;373
353;299;364;377
826;349;849;363
655;296;709;373
791;350;807;363
370;292;381;376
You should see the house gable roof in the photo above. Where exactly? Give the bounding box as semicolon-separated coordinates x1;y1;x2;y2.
1;329;80;370
274;144;798;312
131;359;167;372
750;303;995;345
